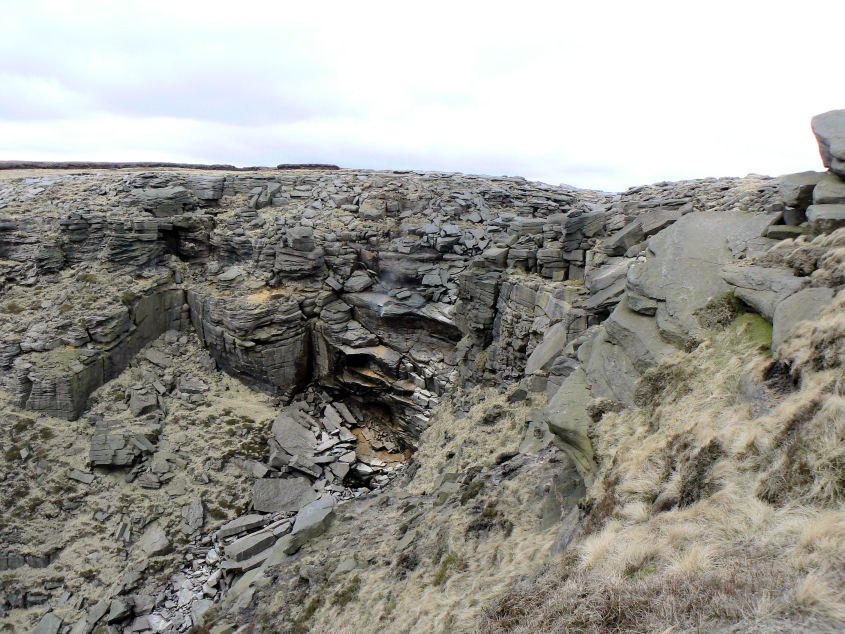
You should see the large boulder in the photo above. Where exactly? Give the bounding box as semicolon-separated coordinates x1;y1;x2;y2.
811;109;845;177
525;321;569;375
604;297;678;371
806;204;845;235
772;287;835;352
812;173;845;205
138;522;171;556
778;171;825;209
284;496;337;553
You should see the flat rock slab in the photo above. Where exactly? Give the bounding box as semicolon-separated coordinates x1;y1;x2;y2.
34;612;62;634
139;523;171;556
766;225;804;241
271;413;317;457
143;349;173;368
218;514;267;539
252;476;316;513
226;530;276;562
68;469;94;484
179;378;208;394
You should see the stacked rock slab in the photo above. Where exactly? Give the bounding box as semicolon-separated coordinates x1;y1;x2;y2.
807;110;845;234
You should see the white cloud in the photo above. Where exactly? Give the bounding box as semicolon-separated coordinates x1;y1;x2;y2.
1;0;843;190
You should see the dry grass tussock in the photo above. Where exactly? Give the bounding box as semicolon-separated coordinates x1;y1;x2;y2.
484;306;845;633
759;226;845;286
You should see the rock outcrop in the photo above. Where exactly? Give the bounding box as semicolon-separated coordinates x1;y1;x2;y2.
1;110;843;634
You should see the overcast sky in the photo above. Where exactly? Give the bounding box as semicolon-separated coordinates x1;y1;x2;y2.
1;0;843;191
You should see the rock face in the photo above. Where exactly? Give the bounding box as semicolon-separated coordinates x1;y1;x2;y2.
0;167;794;432
0;165;807;434
187;290;310;398
10;285;186;419
771;287;835;351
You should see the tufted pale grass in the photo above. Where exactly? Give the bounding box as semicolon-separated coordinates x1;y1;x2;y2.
483;299;845;633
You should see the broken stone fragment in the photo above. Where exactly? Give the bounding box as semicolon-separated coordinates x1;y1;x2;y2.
338;427;356;443
217;514;267;539
34;612;62;634
252;476;317;513
138;523;171;556
337;450;357;463
331;556;358;578
68;469;94;484
271;412;317;456
83;598;110;632
191;598;214;624
287;454;322;478
285;496;336;553
107;598;132;623
180;499;204;534
329;462;350;480
128;390;158;417
225;530;275;562
143;348;173;368
322;404;343;431
333;403;358;427
179;377;208;394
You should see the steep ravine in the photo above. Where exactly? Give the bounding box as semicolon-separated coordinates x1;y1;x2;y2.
2;111;845;633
